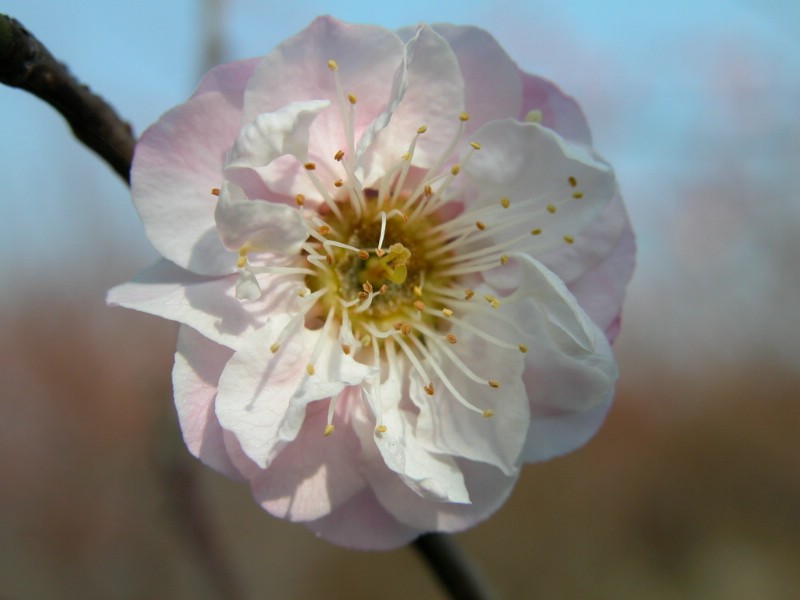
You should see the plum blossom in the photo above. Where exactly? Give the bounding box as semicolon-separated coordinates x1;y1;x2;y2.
108;16;634;550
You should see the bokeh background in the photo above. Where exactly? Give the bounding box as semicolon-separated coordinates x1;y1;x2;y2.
2;1;799;598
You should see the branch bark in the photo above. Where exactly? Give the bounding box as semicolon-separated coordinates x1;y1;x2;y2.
0;14;135;183
414;533;495;600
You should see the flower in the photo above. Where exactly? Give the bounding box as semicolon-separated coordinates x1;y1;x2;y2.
108;16;635;550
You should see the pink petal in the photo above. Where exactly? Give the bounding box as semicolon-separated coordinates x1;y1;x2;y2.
430;24;523;130
304;487;420;550
172;325;244;481
193;57;261;102
249;392;367;522
132;89;246;275
518;69;593;146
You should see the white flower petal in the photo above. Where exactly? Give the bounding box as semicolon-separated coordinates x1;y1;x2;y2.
214;322;372;469
465;119;615;256
357;25;465;186
214;181;309;254
225;99;330;169
107;259;302;350
362;355;469;503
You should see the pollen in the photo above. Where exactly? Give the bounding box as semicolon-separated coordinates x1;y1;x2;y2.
464;289;475;300
424;185;433;197
270;343;280;354
376;424;388;433
500;197;510;208
563;235;575;244
500;255;509;265
342;344;352;355
334;179;344;188
488;380;501;388
236;256;247;268
357;249;370;260
413;300;426;311
334;149;345;161
572;191;584;199
295;194;305;206
442;308;454;318
546;203;557;214
518;343;529;353
348;93;358;105
450;164;461;176
424;383;435;396
482;409;495;418
475;221;486;231
324;424;335;436
318;225;331;235
211;187;221;196
446;334;458;344
417;125;428;134
304;162;317;171
459;111;470;121
327;59;338;71
531;228;542;236
413;285;423;297
470;141;481;150
568;176;577;187
379;284;389;295
306;364;316;376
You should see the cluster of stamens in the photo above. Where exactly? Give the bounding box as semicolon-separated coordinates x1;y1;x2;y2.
226;58;591;436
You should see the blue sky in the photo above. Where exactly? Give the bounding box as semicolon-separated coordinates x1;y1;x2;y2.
2;0;799;371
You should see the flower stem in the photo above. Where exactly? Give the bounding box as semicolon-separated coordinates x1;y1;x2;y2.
0;13;135;183
413;533;495;600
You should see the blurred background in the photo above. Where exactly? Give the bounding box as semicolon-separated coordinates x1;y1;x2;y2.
2;1;799;598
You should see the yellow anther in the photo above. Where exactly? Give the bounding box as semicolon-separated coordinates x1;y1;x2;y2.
295;193;305;206
357;249;370;260
375;248;386;258
211;187;221;196
361;334;372;346
304;162;316;170
446;334;458;344
500;255;509;265
464;289;475;300
459;111;470;122
401;152;411;161
363;281;374;294
525;109;543;123
450;164;461;176
348;93;358;105
270;343;280;354
376;424;388;433
491;299;501;308
572;191;584;199
334;149;345;161
531;228;542;236
488;380;501;388
342;344;352;355
238;246;249;257
470;141;481;150
324;424;335;436
236;256;247;268
500;197;510;208
357;291;369;301
442;308;454;318
298;288;310;297
412;285;423;297
318;225;331;235
475;221;486;231
379;284;389;295
424;383;435;396
563;235;575;244
393;322;404;331
306;364;316;376
417;125;428;134
518;343;529;353
327;59;338;71
401;323;412;336
334;179;344;188
546;203;557;214
482;409;495;418
568;176;577;188
413;300;426;311
424;185;433;197
484;294;496;304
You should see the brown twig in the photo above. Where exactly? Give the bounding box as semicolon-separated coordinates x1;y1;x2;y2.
0;13;135;183
413;533;495;600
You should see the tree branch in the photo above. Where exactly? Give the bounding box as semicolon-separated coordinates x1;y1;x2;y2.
413;533;495;600
0;14;135;183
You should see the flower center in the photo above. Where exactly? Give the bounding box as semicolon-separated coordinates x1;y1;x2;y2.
304;191;450;344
